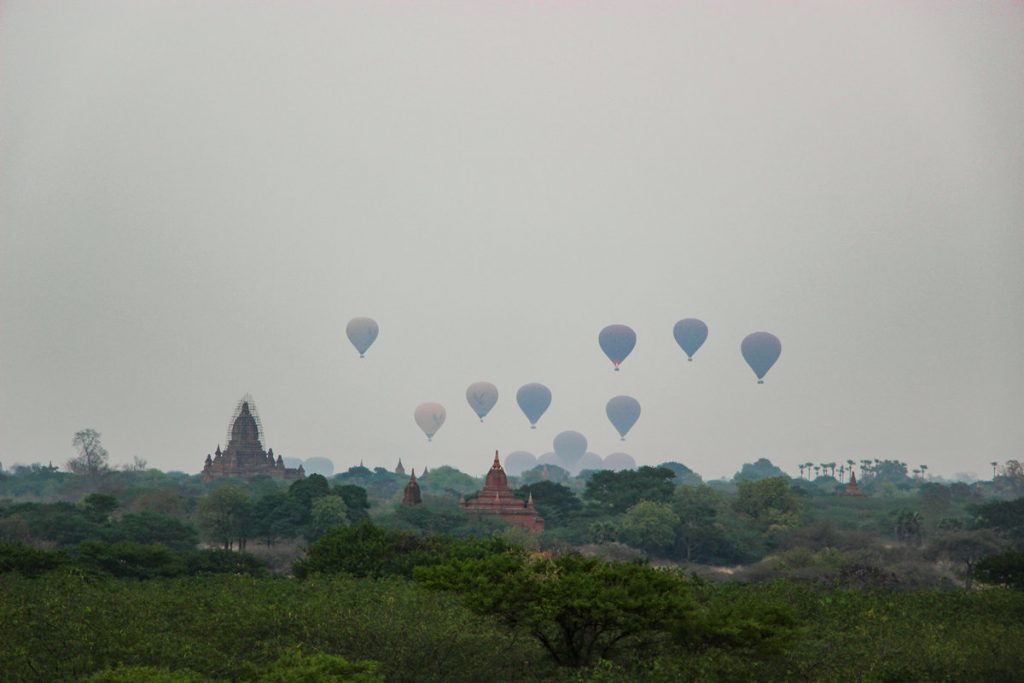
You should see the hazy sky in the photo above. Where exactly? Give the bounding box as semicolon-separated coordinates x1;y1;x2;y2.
2;1;1022;480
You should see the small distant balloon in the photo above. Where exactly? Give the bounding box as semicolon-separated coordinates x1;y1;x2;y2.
413;402;446;441
303;457;335;478
673;318;708;361
538;452;559;466
466;381;499;422
577;452;604;473
346;317;379;358
603;452;636;471
553;431;588;470
741;332;782;384
504;451;537;476
599;324;636;371
516;383;552;429
606;395;641;440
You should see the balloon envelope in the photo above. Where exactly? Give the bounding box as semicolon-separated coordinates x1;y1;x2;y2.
538;452;559;465
603;452;636;471
599;324;637;370
302;457;335;477
466;382;499;421
577;452;604;473
346;317;379;358
741;332;782;383
413;403;446;441
504;451;537;476
553;431;588;469
606;395;641;440
516;383;552;428
673;318;708;360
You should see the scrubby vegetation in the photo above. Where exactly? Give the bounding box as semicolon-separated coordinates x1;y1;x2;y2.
2;454;1024;681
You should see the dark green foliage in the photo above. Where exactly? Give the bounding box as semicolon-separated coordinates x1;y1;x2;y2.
733;477;801;528
583;467;676;514
515;481;581;527
80;493;119;523
82;665;209;682
108;512;199;551
972;497;1024;546
388;496;509;538
656;461;703;486
975;551;1024;589
250;651;382;682
733;458;788;482
335;485;370;522
0;542;69;576
293;521;515;579
67;541;268;579
0;573;548;683
416;553;699;667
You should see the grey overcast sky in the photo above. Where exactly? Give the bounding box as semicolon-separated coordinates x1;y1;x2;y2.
2;1;1022;480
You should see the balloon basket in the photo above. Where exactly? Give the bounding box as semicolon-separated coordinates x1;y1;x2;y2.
687;357;693;362
614;367;620;372
359;354;365;359
530;425;536;430
479;418;484;423
757;380;764;384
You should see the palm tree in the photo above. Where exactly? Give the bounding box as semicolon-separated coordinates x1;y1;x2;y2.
991;461;999;480
920;464;928;480
798;463;805;479
813;465;821;478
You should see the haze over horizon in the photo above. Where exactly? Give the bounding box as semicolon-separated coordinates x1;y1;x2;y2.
2;2;1022;480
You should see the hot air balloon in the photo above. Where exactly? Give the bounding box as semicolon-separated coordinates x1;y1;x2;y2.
504;451;537;477
553;431;587;470
414;403;446;441
599;324;636;371
603;452;636;471
577;452;604;473
516;383;552;429
673;318;708;361
302;457;335;477
538;452;559;465
606;395;641;440
741;332;782;384
346;317;379;358
465;382;499;422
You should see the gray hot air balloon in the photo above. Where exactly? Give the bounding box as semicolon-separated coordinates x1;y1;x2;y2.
504;451;537;476
346;317;379;358
606;395;641;440
413;402;446;441
303;457;335;477
741;332;782;384
577;452;604;473
466;381;499;422
603;452;636;471
598;324;637;371
516;383;552;429
553;431;587;470
673;318;708;361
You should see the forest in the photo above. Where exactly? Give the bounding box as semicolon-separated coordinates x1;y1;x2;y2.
1;440;1023;682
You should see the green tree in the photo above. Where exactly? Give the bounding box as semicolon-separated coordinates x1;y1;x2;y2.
415;553;695;667
973;497;1024;547
80;493;119;523
974;551;1024;590
733;477;800;529
335;485;370;522
67;429;110;477
926;530;1004;589
733;458;788;482
515;481;581;527
672;485;725;562
311;496;349;539
196;485;253;550
583;467;676;514
109;512;199;551
618;501;679;556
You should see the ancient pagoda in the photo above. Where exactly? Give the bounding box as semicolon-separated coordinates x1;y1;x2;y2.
460;451;544;532
402;469;422;506
201;397;304;482
841;470;866;497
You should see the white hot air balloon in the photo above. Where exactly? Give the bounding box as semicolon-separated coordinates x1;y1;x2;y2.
346;317;379;358
466;381;499;422
414;403;446;442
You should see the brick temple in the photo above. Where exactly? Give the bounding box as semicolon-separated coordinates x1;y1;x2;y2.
201;397;304;482
460;451;544;532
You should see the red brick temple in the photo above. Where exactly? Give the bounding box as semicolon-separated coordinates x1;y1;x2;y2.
459;451;545;532
841;470;865;497
402;469;422;506
201;397;304;482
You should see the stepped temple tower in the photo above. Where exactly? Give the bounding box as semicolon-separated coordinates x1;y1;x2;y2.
841;470;865;497
460;451;544;532
402;469;422;506
201;396;304;482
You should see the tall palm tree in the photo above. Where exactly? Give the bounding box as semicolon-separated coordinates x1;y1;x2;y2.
798;463;805;479
991;461;999;480
813;465;821;478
